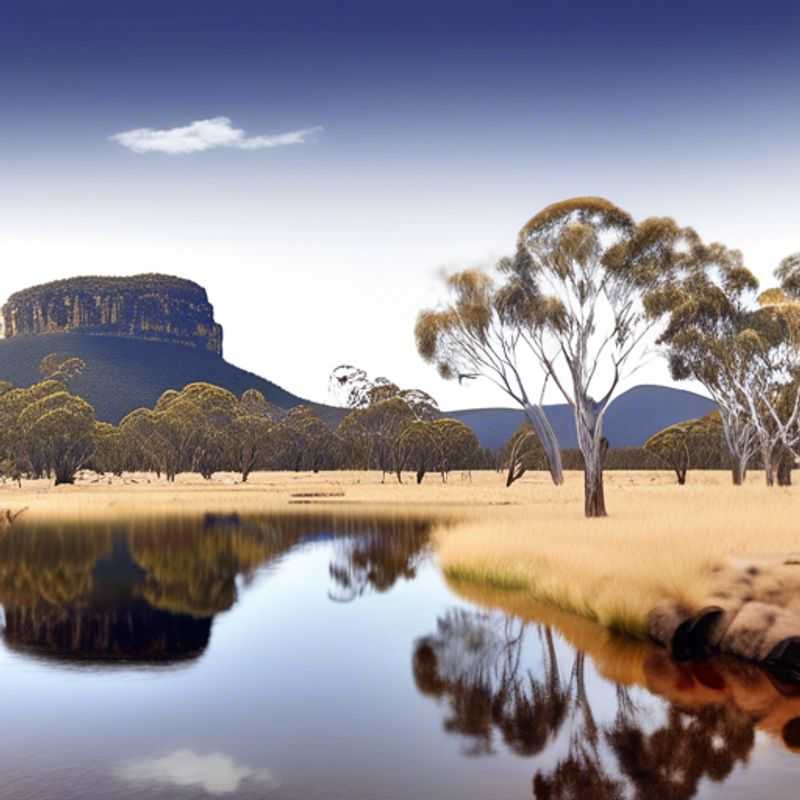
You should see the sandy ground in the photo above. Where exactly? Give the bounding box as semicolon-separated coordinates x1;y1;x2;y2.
1;468;798;638
0;468;528;521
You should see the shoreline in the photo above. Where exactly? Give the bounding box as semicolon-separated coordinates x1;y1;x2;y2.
2;469;798;657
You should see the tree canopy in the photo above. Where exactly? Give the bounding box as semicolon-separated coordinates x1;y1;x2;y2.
417;196;743;515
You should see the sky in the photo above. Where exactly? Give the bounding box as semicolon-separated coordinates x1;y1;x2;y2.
1;0;798;410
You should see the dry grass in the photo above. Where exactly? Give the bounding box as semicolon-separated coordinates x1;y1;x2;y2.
434;470;800;638
1;468;797;638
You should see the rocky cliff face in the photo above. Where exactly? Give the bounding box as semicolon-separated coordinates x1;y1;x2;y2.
1;274;223;355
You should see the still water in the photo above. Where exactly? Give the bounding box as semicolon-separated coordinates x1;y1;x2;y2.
0;513;798;799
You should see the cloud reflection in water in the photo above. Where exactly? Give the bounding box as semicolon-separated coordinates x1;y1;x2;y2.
115;749;276;796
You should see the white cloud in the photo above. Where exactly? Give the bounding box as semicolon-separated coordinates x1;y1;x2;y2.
110;116;322;155
114;750;277;796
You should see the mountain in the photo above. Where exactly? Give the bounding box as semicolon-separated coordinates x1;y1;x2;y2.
0;274;341;424
2;274;223;354
448;385;717;450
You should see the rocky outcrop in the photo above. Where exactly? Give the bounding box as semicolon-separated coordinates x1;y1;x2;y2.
1;274;223;355
649;555;800;682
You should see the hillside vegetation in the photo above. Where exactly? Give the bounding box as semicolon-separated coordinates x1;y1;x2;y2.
0;333;335;423
0;332;715;447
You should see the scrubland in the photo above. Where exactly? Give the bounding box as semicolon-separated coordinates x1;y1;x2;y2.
1;468;797;638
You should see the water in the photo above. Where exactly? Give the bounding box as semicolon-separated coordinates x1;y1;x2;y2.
0;514;798;799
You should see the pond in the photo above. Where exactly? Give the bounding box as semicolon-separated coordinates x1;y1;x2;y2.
0;513;798;799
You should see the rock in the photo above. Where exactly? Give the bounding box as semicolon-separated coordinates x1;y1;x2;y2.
649;555;800;681
2;274;223;355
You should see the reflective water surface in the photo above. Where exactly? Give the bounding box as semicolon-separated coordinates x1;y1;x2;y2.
1;513;798;799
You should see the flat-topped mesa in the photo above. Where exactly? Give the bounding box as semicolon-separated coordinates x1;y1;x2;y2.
1;273;223;356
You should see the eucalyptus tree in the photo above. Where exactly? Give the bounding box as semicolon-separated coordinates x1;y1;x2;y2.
141;384;273;479
0;380;69;478
775;252;800;298
418;197;725;516
394;419;435;483
331;365;438;479
655;252;788;485
38;353;87;385
329;364;439;419
176;383;240;479
337;397;414;479
430;417;479;481
119;407;160;474
149;388;204;480
777;445;795;486
729;287;800;485
415;267;565;488
228;389;280;482
644;414;723;485
336;411;371;469
277;405;337;472
154;388;180;412
17;389;96;484
502;421;548;487
92;421;126;477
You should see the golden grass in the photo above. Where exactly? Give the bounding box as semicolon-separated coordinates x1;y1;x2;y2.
434;470;800;638
1;468;797;638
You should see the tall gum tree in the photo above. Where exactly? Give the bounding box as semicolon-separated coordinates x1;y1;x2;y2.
415;268;565;487
656;252;800;486
419;197;724;516
730;269;800;485
653;246;762;485
330;365;439;481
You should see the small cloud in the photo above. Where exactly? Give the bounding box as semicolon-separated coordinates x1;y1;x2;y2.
110;116;322;155
114;750;277;796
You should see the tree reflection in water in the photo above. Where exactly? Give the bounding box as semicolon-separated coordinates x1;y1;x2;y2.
414;610;569;757
413;608;772;799
326;518;431;602
0;514;431;665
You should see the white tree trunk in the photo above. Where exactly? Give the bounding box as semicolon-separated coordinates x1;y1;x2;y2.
760;437;777;486
522;402;564;486
720;412;754;486
574;396;607;517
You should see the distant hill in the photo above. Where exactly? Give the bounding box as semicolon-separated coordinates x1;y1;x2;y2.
0;332;340;424
448;385;717;450
0;334;715;448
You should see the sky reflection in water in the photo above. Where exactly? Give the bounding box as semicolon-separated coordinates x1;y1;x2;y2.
0;513;798;799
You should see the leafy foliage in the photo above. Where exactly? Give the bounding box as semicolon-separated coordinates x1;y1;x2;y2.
659;251;800;485
417;196;740;515
0;379;97;484
644;414;724;484
39;353;87;385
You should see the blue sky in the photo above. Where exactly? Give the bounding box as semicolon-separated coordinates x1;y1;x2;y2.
1;1;798;408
